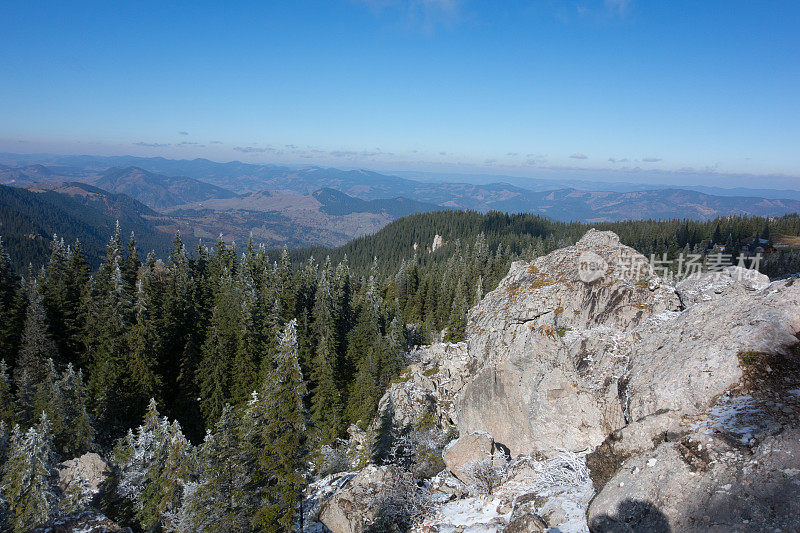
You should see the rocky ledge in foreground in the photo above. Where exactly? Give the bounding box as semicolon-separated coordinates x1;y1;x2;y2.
311;229;799;532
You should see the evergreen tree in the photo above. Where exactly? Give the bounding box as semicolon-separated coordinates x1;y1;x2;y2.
62;241;90;366
310;337;342;445
122;232;141;297
138;420;191;531
39;236;70;364
125;270;162;424
345;285;384;427
0;237;23;363
0;420;9;466
1;415;59;533
178;404;249;532
52;364;93;459
112;399;189;531
0;360;13;426
252;320;308;531
164;234;203;441
310;269;344;444
231;268;257;404
13;280;58;426
85;254;133;442
197;270;244;426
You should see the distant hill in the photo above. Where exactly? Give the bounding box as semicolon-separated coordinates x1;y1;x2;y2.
511;188;800;222
0;182;187;269
96;166;238;209
312;187;441;217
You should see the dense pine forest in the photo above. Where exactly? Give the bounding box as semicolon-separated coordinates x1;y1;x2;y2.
0;210;799;532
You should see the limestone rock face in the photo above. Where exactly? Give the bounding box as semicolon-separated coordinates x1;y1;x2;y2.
675;265;770;307
456;230;800;458
317;230;800;532
373;342;470;432
459;229;681;456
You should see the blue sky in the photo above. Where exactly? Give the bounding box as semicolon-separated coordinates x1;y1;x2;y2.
1;0;799;186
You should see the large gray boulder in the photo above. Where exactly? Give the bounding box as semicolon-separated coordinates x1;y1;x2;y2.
318;465;404;533
589;427;800;531
441;431;498;484
623;277;800;422
456;230;800;458
58;452;109;494
458;229;680;456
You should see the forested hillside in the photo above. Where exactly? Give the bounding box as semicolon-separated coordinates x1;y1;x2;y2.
0;211;799;531
0;183;182;269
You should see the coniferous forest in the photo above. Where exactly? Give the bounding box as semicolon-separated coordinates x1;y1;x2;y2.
1;210;800;532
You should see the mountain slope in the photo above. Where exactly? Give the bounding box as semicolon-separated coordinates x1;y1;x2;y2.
0;182;186;269
165;188;442;248
312;187;441;217
95;166;237;209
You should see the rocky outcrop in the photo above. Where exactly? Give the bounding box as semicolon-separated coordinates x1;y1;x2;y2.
450;229;800;530
675;264;770;307
318;465;404;533
373;342;470;432
459;229;681;456
57;452;108;494
457;230;800;459
314;229;800;532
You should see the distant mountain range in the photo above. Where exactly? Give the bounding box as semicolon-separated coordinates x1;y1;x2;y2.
4;152;800;200
1;153;800;267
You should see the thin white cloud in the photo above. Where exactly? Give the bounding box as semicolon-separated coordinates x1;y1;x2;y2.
358;0;461;31
642;157;662;163
570;153;589;160
134;142;171;147
604;0;632;14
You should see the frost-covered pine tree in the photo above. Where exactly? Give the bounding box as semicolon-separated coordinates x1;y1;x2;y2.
0;421;9;467
112;399;170;519
13;281;58;426
0;360;13;425
112;399;192;531
139;420;191;531
176;404;249;532
252;319;308;530
1;414;59;533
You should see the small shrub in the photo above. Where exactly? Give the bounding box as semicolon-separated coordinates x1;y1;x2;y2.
459;452;508;495
738;350;762;365
422;364;439;378
316;444;351;477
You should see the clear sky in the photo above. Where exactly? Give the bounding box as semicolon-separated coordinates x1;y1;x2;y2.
1;0;799;186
